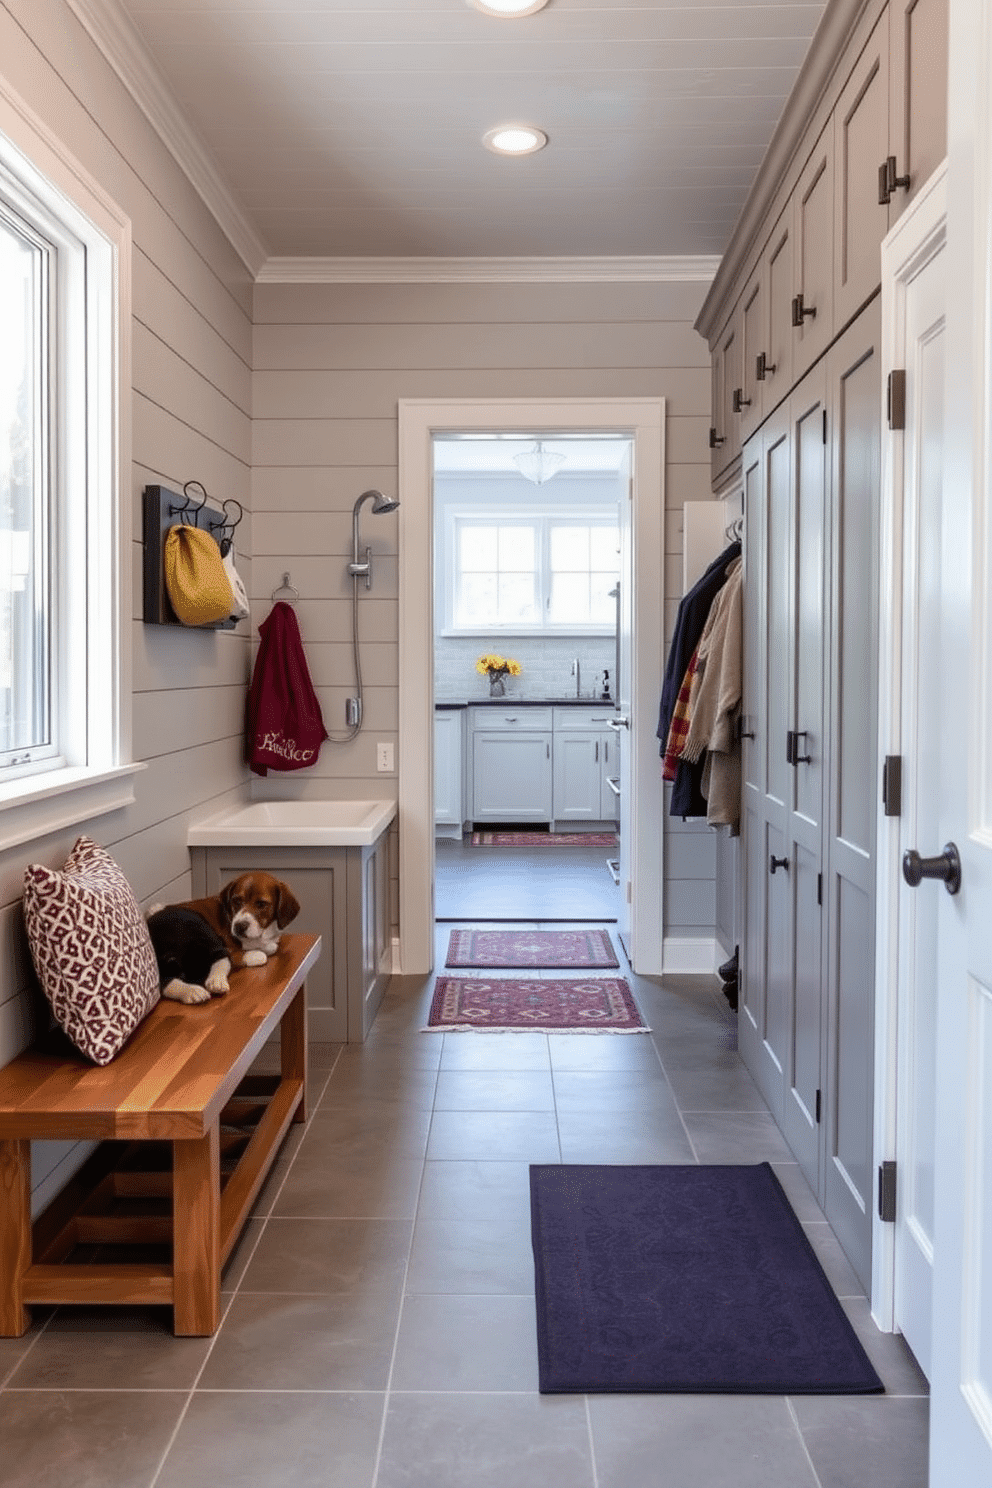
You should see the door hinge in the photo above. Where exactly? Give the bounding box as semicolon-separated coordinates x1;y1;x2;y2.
878;1160;897;1222
822;408;827;444
887;370;906;430
882;754;903;817
817;872;823;907
815;1089;822;1124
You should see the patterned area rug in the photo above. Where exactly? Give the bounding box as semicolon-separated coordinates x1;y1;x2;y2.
446;928;619;969
425;976;648;1032
471;831;619;847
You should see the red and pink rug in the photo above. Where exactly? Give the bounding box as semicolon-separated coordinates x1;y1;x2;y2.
471;831;618;847
446;928;619;970
425;977;648;1033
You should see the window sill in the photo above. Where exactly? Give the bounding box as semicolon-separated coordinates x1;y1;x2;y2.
0;763;146;854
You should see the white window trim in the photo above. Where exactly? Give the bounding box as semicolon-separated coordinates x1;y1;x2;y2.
438;501;621;637
0;77;140;851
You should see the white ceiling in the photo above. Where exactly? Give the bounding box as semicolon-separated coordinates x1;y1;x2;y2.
117;0;827;263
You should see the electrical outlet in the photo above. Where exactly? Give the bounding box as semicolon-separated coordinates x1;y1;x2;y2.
377;742;394;773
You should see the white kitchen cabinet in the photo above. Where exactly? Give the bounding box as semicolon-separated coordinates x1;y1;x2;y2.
600;729;620;822
472;729;552;821
434;708;464;837
552;706;619;823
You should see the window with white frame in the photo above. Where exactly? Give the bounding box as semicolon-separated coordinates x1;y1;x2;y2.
0;105;134;843
444;508;620;634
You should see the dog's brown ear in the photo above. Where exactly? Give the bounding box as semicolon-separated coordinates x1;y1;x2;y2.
275;881;301;928
218;879;238;919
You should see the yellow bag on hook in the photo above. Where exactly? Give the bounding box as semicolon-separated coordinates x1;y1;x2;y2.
163;525;234;626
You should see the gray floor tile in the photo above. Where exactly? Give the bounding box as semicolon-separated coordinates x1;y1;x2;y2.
438;1031;551;1070
546;1033;661;1070
407;1216;536;1294
6;1306;211;1391
240;1216;412;1297
589;1394;819;1488
556;1107;695;1164
680;1109;795;1164
769;1161;827;1223
551;1067;676;1113
801;1222;866;1299
433;1069;556;1111
222;1216;265;1292
273;1145;425;1219
426;1108;560;1162
663;1063;769;1112
305;1102;434;1159
156;1390;384;1488
198;1291;399;1391
416;1160;534;1225
377;1392;595;1488
0;1390;186;1488
791;1395;930;1488
391;1293;539;1391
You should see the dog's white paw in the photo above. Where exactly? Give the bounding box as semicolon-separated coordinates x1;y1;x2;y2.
161;978;211;1005
205;956;231;995
242;949;268;968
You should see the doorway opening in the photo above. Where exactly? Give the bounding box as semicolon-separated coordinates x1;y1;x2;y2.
432;431;628;924
397;396;665;978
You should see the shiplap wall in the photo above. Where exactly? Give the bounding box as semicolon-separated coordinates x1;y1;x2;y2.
251;278;717;949
0;0;252;1208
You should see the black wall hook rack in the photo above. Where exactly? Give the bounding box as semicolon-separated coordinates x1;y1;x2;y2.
142;483;240;629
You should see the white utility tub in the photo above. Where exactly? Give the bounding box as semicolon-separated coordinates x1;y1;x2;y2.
187;798;397;848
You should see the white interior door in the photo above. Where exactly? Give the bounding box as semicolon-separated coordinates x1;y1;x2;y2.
615;448;633;950
926;7;992;1476
891;218;945;1380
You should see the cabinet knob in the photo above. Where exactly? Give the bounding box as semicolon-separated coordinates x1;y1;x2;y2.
878;155;911;205
769;855;790;875
791;293;816;327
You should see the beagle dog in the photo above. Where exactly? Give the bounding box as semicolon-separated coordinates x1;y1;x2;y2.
147;873;301;1005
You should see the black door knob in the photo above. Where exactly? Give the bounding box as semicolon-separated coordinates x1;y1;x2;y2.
902;843;961;895
769;855;790;875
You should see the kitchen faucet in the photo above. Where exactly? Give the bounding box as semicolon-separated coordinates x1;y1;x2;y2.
571;658;581;697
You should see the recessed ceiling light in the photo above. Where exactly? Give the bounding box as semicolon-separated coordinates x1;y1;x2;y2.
468;0;550;16
483;125;548;156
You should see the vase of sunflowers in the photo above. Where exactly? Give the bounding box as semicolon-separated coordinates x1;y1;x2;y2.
477;652;521;698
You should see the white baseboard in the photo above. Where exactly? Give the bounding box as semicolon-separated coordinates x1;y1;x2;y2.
390;936;402;974
662;936;719;974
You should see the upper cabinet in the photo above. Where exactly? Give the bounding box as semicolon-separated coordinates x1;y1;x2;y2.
887;0;948;221
792;125;835;380
833;11;891;328
699;0;948;486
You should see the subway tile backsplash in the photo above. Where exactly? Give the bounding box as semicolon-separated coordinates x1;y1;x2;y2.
434;635;616;702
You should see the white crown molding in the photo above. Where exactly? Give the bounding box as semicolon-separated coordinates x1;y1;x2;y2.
65;0;268;277
256;255;721;285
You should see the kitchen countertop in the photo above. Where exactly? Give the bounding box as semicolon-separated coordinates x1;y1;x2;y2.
435;698;616;709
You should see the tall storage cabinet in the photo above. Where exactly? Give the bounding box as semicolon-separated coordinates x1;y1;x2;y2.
739;305;881;1289
700;0;945;1298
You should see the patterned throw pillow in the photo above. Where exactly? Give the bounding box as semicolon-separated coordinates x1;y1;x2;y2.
22;836;160;1065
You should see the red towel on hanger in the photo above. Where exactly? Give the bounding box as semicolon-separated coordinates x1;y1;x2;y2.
245;601;328;775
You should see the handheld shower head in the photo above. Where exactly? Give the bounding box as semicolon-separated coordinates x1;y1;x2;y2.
348;490;399;588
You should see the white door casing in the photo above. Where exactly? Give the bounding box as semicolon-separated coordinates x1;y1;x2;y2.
396;398;665;977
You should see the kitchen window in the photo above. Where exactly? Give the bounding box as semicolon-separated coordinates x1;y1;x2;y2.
445;511;620;634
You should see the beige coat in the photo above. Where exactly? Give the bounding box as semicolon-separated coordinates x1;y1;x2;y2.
679;559;742;831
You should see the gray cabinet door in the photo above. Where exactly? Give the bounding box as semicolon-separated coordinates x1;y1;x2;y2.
888;0;948;221
792;124;835;379
833;10;891;327
739;404;792;1127
821;304;882;1294
553;730;601;821
739;264;766;443
765;209;794;415
782;364;828;1189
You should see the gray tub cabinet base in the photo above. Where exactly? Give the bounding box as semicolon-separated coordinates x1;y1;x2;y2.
191;837;391;1043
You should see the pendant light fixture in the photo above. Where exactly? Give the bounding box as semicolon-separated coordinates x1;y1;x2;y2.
514;441;567;485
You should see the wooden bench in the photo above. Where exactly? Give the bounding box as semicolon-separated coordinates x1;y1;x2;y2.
0;932;320;1338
